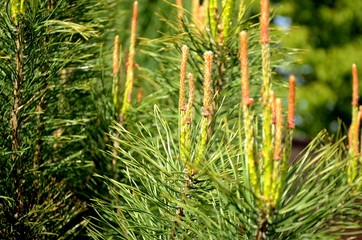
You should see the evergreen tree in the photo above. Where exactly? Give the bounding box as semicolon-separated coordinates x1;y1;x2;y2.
89;0;362;239
0;0;360;239
0;0;114;238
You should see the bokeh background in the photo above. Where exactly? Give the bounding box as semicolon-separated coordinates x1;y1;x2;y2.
273;0;362;138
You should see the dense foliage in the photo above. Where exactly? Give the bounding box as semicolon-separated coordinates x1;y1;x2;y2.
0;0;361;239
0;0;115;238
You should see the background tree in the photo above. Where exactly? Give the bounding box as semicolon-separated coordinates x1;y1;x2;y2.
272;0;362;137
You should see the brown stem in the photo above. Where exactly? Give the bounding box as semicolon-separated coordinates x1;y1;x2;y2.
11;23;25;217
256;218;268;240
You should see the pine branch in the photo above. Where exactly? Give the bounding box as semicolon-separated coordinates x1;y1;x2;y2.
11;18;26;219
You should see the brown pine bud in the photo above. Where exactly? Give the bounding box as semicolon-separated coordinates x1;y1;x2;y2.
273;98;283;160
113;35;119;75
240;31;253;106
352;64;359;106
203;51;213;116
287;75;296;129
260;0;270;43
179;45;189;111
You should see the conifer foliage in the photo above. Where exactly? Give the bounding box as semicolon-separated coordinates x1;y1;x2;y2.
89;0;362;239
0;0;112;238
0;0;361;239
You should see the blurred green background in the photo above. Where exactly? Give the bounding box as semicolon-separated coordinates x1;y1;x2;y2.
273;0;362;137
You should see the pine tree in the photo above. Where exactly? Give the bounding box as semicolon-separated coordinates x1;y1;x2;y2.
0;0;114;238
89;0;362;239
0;0;360;239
